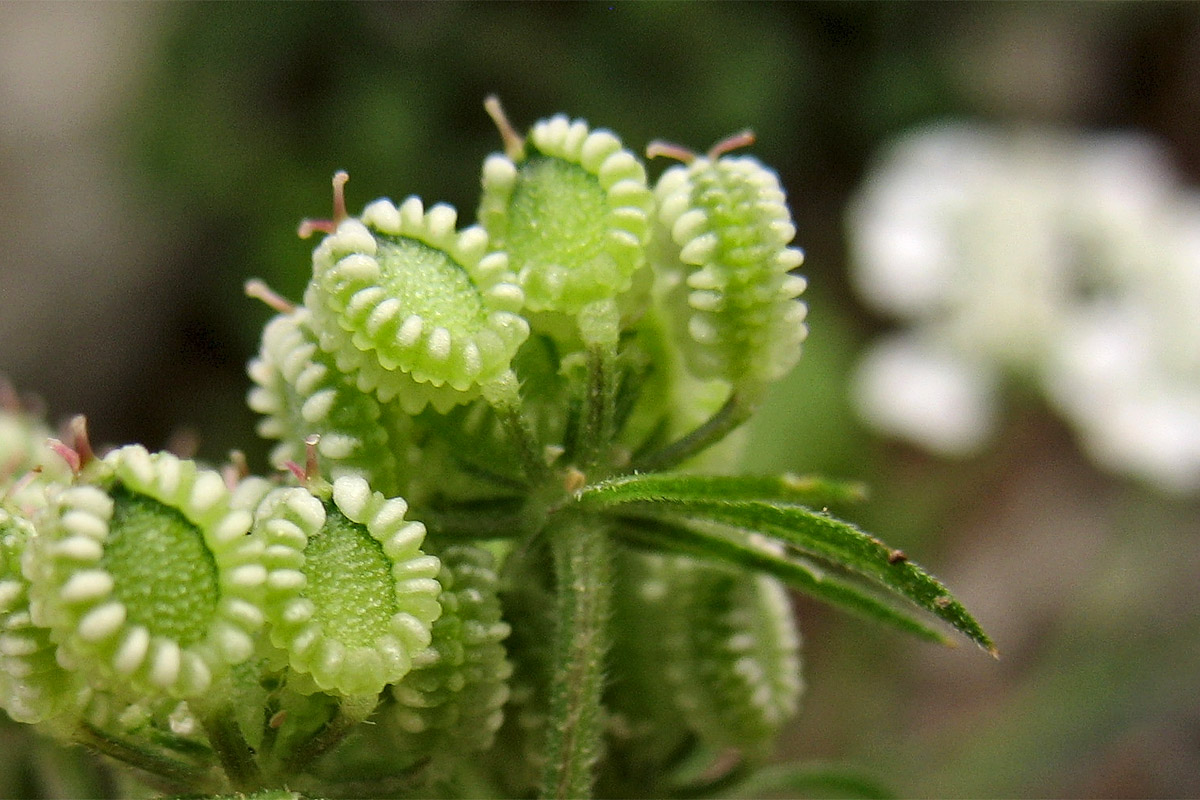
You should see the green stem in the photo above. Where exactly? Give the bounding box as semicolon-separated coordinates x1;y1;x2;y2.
485;370;550;482
539;515;613;800
632;388;759;472
198;706;263;793
279;694;378;777
74;722;211;794
579;342;619;470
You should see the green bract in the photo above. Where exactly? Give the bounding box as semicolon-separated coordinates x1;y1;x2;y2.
23;446;266;699
305;198;529;414
479;113;655;332
251;476;441;697
247;307;410;496
653;154;808;386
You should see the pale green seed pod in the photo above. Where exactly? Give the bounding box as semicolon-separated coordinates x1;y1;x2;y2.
22;446;267;700
304;198;530;414
251;476;442;697
0;508;87;724
478;113;655;327
386;544;512;772
653;154;808;386
632;554;803;756
247;307;410;496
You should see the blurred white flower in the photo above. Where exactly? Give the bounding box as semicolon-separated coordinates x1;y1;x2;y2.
853;333;998;457
849;122;1200;492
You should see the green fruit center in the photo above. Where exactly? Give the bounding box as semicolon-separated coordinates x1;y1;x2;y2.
105;486;219;647
376;236;487;331
305;505;398;649
507;156;608;270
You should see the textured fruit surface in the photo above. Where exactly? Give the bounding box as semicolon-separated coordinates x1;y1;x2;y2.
248;308;409;496
654;155;808;386
305;200;528;413
385;545;512;775
479;115;654;319
22;447;264;699
254;478;441;697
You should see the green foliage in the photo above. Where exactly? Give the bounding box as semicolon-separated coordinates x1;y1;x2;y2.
0;101;988;799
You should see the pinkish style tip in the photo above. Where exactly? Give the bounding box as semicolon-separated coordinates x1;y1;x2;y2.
284;460;307;484
68;415;95;468
645;139;696;164
221;450;250;491
707;130;756;159
303;434;321;482
245;279;297;314
484;95;525;161
0;377;19;413
48;439;80;474
297;171;350;239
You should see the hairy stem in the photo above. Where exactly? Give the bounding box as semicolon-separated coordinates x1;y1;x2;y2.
485;370;551;483
579;342;619;470
278;694;378;777
632;389;758;472
74;722;211;794
539;515;613;800
198;706;263;793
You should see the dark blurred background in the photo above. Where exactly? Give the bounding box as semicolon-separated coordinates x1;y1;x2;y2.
2;3;1198;797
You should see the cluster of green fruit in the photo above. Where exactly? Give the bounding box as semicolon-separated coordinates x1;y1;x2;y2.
0;101;975;799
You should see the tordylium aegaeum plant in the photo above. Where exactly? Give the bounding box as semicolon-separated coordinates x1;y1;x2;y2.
0;98;993;800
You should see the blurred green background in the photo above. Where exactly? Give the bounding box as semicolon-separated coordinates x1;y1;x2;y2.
1;3;1198;797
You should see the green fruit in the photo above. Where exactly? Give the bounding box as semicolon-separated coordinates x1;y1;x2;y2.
631;554;803;756
0;508;85;723
252;476;441;697
478;113;655;328
305;197;529;413
386;544;512;773
653;153;808;386
248;307;411;496
23;447;266;699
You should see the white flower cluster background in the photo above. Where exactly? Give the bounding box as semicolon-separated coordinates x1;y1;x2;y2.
849;123;1200;493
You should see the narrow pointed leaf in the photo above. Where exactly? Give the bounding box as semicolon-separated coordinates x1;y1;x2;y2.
584;472;868;508
579;476;994;654
613;517;951;645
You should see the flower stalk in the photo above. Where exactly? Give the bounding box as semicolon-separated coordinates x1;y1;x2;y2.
540;515;614;800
